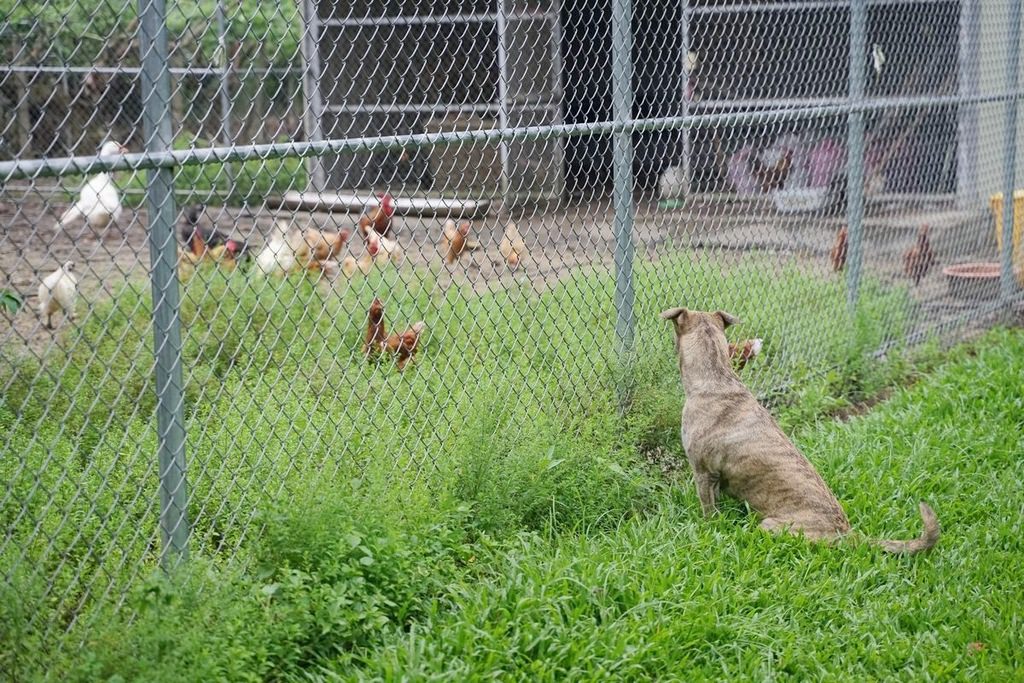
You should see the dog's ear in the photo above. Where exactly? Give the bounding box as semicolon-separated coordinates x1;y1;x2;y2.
715;310;740;328
659;307;688;322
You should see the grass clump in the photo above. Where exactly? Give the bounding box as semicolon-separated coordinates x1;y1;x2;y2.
62;495;474;682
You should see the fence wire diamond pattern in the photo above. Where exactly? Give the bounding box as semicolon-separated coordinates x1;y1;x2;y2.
1;0;1023;671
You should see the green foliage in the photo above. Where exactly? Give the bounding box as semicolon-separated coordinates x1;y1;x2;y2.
0;288;22;315
0;0;300;68
165;0;301;67
13;327;1024;681
5;251;975;680
0;555;47;679
62;498;472;681
117;136;309;207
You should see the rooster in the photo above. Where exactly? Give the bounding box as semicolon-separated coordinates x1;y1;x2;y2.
363;297;388;357
727;338;763;371
178;216;229;278
357;192;396;238
383;321;426;370
749;148;793;193
830;226;848;272
442;220;472;265
499;223;528;270
903;224;937;286
181;204;249;260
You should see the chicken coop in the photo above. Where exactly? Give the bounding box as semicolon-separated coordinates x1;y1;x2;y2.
300;0;1017;207
298;0;566;198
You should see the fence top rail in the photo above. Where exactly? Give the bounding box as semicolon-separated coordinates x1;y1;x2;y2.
0;65;301;76
687;0;955;15
3;90;1023;181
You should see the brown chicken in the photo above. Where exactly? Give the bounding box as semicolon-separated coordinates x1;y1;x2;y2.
363;298;388;357
189;228;206;257
499;223;528;270
305;228;351;261
357;193;396;238
830;225;848;272
382;321;426;370
727;338;763;370
340;255;359;278
903;224;937;286
442;220;472;265
750;148;794;193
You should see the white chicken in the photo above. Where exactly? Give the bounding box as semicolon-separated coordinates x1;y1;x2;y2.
57;141;127;231
38;261;78;329
367;230;403;265
255;220;301;276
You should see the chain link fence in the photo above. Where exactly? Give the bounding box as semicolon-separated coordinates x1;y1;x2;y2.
2;0;1023;672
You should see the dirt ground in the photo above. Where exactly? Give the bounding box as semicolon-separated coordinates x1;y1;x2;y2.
1;183;1001;358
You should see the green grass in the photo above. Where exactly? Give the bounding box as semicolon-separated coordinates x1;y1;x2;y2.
8;250;998;680
346;329;1024;681
40;325;1022;682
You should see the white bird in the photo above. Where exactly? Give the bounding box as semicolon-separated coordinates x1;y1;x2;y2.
685;50;699;74
57;140;127;232
38;261;78;329
367;230;403;265
872;43;887;76
255;220;301;276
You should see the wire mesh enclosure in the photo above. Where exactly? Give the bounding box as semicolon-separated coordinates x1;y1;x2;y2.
2;0;1023;671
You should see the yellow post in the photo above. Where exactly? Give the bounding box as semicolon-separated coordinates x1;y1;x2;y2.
989;190;1024;284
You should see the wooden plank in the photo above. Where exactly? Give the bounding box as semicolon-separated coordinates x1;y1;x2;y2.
273;190;491;218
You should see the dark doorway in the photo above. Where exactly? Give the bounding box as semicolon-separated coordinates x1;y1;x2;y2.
560;0;612;196
560;0;683;196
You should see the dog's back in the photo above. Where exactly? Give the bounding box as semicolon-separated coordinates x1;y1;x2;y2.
662;307;938;552
676;320;851;536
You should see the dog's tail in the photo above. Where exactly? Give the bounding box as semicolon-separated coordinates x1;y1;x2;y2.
871;502;940;555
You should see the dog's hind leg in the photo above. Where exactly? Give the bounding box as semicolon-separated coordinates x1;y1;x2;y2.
695;472;720;518
759;517;788;534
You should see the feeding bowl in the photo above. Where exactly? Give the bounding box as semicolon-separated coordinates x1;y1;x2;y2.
772;187;828;214
942;262;1001;301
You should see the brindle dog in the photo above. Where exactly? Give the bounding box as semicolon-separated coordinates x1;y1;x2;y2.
661;307;939;554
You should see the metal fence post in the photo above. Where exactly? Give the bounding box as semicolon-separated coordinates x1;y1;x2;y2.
845;0;867;314
215;0;236;191
299;0;328;192
611;0;636;360
139;0;190;568
956;0;980;209
547;0;566;199
495;0;512;204
678;0;693;197
1000;0;1022;303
